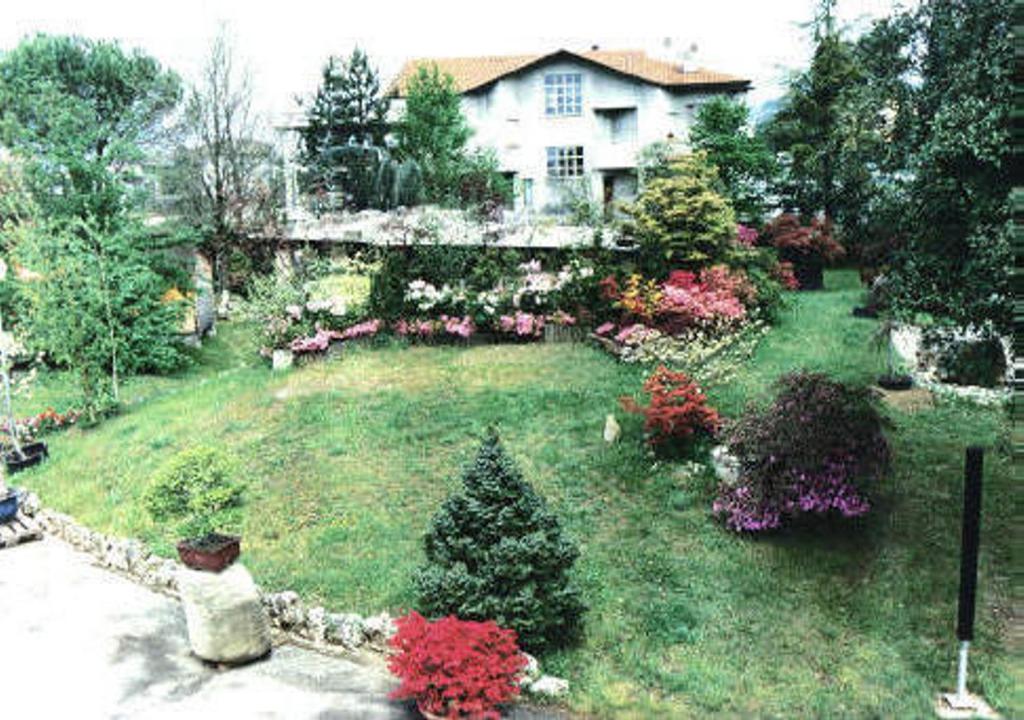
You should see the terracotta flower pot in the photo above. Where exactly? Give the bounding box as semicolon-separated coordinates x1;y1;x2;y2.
176;533;241;572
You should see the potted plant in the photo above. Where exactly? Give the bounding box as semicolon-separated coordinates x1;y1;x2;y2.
388;611;527;719
144;446;245;573
873;317;913;391
764;214;845;291
0;319;46;475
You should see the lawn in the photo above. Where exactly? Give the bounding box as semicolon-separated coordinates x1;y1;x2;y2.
13;270;1017;718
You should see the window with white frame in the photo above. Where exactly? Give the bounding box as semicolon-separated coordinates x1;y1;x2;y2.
546;146;585;178
544;73;582;116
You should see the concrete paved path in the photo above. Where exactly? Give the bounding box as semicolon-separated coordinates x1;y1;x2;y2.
0;537;562;719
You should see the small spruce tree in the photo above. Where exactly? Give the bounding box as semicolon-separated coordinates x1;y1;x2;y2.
415;432;585;652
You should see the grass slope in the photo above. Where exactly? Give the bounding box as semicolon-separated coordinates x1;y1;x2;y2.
15;271;1016;718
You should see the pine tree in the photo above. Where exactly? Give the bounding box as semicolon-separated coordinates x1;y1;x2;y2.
298;48;390;209
415;432;586;652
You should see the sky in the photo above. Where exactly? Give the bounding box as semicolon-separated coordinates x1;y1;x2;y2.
1;0;909;123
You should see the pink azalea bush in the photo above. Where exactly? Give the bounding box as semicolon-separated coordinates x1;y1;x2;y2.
656;268;750;334
498;311;544;338
735;224;759;248
290;319;383;354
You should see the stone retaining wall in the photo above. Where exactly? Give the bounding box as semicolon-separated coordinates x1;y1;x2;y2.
24;496;567;697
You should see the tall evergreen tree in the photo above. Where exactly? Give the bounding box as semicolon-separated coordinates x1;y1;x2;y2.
415;432;586;652
298;48;390;210
762;0;863;223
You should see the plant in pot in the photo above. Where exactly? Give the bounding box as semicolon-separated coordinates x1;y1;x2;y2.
872;317;913;391
144;446;245;572
764;214;844;291
0;322;46;476
388;611;527;720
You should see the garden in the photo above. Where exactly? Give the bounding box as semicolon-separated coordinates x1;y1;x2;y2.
0;2;1015;718
4;268;1015;717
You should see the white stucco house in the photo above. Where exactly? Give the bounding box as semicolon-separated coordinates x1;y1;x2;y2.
387;48;751;214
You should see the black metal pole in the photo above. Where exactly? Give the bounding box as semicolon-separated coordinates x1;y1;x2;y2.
956;446;984;643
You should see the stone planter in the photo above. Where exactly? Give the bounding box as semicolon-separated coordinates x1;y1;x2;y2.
271;349;294;371
178;562;271;664
780;249;825;290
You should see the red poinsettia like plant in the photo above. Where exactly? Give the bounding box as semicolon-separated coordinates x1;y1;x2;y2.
620;366;721;447
764;213;844;261
387;612;527;719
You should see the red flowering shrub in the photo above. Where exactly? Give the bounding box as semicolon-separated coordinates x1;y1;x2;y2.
388;612;527;719
763;214;844;262
620;366;720;448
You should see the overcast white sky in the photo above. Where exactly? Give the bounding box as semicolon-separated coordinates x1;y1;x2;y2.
1;0;909;121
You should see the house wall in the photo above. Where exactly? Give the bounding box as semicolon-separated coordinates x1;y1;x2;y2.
456;59;742;213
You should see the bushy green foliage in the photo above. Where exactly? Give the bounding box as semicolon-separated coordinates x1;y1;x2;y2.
624;153;737;270
16;218;188;418
394;66;472;205
299;49;399;212
885;0;1011;333
415;432;586;652
367;243;524;320
690;97;776;224
145;445;244;539
0;34;181;222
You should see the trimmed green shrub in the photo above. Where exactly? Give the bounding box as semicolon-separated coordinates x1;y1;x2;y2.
624;153;736;271
145;446;244;539
414;432;586;652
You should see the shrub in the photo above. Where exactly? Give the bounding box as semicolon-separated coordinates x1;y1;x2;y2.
387;611;526;719
713;372;889;532
620;366;720;449
414;432;586;652
624;153;737;270
145;446;244;539
763;214;844;264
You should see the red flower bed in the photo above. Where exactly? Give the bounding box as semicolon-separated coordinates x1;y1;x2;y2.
388;612;527;719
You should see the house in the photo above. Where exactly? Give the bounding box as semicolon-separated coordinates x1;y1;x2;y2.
387;48;751;214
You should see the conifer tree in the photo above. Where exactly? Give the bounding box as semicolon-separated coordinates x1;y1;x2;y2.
415;432;586;652
298;48;390;209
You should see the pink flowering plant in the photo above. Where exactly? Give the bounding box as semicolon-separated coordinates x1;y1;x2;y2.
290;319;383;354
713;372;890;532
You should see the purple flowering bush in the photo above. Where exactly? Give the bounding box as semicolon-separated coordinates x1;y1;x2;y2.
713;372;890;532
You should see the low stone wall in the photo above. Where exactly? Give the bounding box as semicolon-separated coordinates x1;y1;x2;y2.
281;205;619;250
25;496;567;697
890;324;1011;406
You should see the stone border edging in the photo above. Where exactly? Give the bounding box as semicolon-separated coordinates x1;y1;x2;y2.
23;496;567;698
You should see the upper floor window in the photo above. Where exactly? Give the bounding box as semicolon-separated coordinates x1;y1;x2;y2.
544;73;582;116
546;146;585;178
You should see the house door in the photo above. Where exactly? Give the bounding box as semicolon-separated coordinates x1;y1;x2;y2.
603;175;615;208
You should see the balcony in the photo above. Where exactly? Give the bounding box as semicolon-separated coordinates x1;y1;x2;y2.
590;142;639;170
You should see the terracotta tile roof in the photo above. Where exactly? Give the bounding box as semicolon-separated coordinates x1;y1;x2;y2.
388;49;750;96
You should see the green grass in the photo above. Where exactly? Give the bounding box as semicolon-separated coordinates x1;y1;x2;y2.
14;271;1016;718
